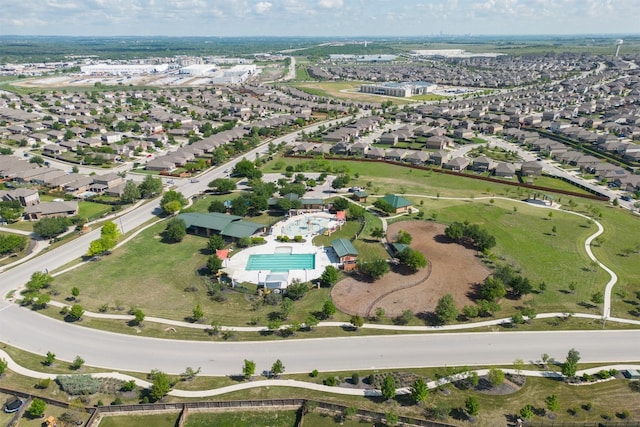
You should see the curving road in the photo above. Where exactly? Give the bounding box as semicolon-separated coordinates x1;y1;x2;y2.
1;115;639;377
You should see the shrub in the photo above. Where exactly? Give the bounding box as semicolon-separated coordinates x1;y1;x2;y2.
250;237;266;245
324;376;338;386
112;397;123;405
57;375;101;395
294;235;303;242
351;373;360;384
310;369;318;378
37;378;51;389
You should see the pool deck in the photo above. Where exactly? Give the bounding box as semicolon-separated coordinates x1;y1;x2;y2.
222;213;338;286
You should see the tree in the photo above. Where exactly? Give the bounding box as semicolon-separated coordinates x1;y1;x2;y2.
280;298;294;320
149;370;171;401
350;314;364;329
131;308;145;325
397;248;427;272
208;178;236;193
371;227;385;239
208;199;227;213
121;180;140;204
479;276;506;301
70;355;85;370
160;190;187;214
207;235;225;252
25;271;54;292
138;174;163;198
242;359;256;379
373;199;395;214
86;238;108;257
487;368;505;387
465;395;480;416
520;404;534;419
27;398;46;418
162;218;187;243
0;358;7;375
381;374;396;400
285;281;308;300
509;276;533;298
271;359;285;377
321;300;336;319
410;377;429;404
68;304;84;321
435;294;458;325
591;291;604;306
320;265;340;286
33;216;72;238
332;197;349;211
357;258;389;280
513;358;525;375
192;304;204;322
44;351;56;366
396;230;412;244
233;158;262;179
180;366;201;381
545;394;559;412
562;348;580;378
207;255;223;274
305;314;320;330
71;287;80;300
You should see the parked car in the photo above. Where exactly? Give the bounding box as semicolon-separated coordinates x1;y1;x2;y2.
190;178;199;183
4;397;24;413
621;195;632;202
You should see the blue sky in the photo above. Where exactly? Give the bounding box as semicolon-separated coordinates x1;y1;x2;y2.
1;0;638;37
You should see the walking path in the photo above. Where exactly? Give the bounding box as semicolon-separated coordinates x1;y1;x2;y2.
0;348;637;398
15;192;624;333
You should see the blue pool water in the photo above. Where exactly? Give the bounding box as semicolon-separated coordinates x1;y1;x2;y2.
246;253;316;272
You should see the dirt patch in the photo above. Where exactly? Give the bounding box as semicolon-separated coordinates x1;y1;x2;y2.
331;221;490;318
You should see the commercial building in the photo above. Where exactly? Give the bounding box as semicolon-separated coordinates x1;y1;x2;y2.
80;63;168;75
179;64;219;76
360;81;436;98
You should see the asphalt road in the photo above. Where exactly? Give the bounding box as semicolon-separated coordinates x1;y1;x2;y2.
1;305;638;376
2;113;639;377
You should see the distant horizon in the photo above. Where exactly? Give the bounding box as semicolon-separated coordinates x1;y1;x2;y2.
1;33;638;39
2;0;639;38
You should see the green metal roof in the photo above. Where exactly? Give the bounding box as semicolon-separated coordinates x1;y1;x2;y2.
301;198;324;205
391;243;409;254
381;194;413;209
331;238;359;258
178;212;241;232
221;220;264;238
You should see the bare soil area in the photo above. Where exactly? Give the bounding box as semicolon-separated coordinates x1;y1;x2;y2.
331;221;490;319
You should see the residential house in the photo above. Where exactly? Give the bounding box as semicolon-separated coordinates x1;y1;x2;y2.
520;161;543;176
23;200;79;220
494;162;517;178
472;156;495;172
443;157;471;172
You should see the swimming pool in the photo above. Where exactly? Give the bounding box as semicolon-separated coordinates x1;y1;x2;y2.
246;253;316;272
281;215;337;237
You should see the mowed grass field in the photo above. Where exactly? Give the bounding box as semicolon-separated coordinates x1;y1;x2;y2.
48;157;640;327
184;410;298;427
420;197;608;314
98;413;179;427
262;157;592;198
182;378;640;427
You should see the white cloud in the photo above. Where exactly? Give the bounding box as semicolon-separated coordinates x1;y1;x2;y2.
254;1;272;14
318;0;343;9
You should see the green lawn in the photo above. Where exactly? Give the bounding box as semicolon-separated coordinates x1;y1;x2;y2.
78;201;113;221
262;157;592;199
98;413;179;427
423;198;608;314
184;410;298;427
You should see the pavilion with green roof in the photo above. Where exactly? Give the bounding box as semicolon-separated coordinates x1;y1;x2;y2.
178;212;265;239
331;238;359;271
380;194;413;213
